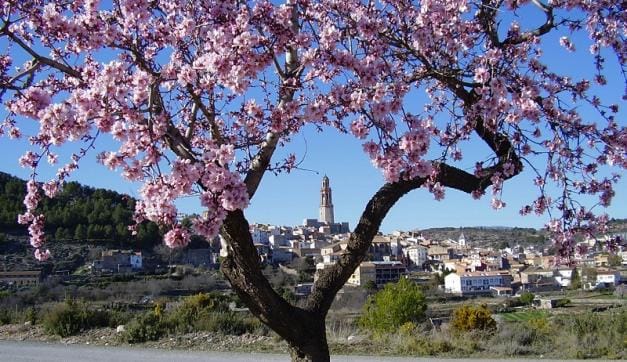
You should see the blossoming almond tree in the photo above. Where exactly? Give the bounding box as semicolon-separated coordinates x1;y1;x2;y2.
1;0;625;360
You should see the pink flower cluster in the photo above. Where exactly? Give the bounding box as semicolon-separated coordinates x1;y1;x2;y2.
17;181;51;261
164;225;191;249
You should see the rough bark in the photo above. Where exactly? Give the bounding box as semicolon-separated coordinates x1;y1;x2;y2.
219;209;330;361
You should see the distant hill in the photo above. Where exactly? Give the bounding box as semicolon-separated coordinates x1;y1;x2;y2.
415;218;627;249
608;218;627;234
414;226;548;249
0;171;161;248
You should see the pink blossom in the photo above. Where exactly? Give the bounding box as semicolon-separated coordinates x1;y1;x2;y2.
34;249;51;262
559;37;575;52
430;182;445;201
474;67;490;83
42;181;59;198
491;198;505;210
350;119;369;139
164;226;191;249
19;151;39;169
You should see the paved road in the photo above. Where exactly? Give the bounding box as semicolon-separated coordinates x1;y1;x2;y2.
0;341;610;362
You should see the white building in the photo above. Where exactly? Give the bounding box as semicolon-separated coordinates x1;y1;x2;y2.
271;247;293;264
596;270;621;286
250;225;269;244
405;245;428;269
554;269;574;288
444;271;513;295
458;231;466;247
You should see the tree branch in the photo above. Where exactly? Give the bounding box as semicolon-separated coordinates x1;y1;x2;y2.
186;85;222;144
3;29;81;79
243;4;300;199
502;1;554;46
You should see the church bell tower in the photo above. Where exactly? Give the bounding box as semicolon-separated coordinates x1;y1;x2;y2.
319;175;334;224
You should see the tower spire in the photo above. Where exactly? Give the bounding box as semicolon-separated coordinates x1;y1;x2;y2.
319;175;334;224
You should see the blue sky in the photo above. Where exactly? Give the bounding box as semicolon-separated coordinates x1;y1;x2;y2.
1;3;625;233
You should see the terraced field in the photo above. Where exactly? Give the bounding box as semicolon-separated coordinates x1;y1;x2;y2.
499;310;547;322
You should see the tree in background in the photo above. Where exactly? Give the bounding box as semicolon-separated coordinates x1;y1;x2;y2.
582;267;598;285
519;291;535;306
359;278;427;334
570;268;582;290
1;1;624;360
607;253;623;267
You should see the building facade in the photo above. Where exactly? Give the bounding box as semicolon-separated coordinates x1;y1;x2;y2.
444;271;513;295
0;270;42;286
405;245;428;269
346;261;406;287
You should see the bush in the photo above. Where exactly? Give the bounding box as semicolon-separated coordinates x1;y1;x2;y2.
450;304;496;334
195;312;262;335
42;300;111;337
359;278;427;334
555;298;570;308
123;311;168;343
551;309;626;359
123;293;265;342
393;333;452;356
24;307;38;324
166;292;231;333
519;291;534;306
0;309;13;325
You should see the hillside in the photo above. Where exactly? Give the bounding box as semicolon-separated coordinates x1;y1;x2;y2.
415;226;547;249
417;217;627;250
0;172;163;271
0;172;162;247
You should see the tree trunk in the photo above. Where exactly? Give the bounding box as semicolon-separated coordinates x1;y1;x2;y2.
286;317;329;362
220;210;331;362
288;337;330;362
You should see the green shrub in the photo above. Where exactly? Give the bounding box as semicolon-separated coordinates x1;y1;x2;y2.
42;300;110;337
122;311;168;343
123;292;263;343
450;304;496;334
519;291;535;306
167;293;231;333
393;334;452;355
104;308;132;327
195;312;258;335
359;278;427;334
555;298;570;308
0;309;13;325
24;307;38;324
552;309;626;359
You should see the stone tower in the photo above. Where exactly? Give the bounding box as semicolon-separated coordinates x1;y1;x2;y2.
319;175;334;224
458;229;466;247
